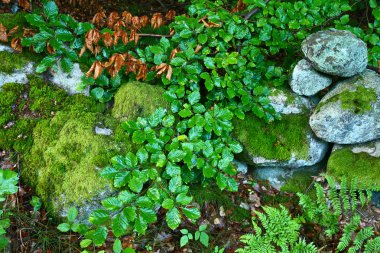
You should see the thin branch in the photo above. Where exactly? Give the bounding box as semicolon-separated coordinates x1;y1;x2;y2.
243;0;271;20
139;33;172;38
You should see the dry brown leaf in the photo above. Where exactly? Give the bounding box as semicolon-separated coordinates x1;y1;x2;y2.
86;60;103;79
194;44;202;53
151;13;163;30
107;12;120;29
139;16;149;28
0;24;8;42
136;64;148;81
10;37;22;52
231;0;247;12
8;26;19;37
2;0;11;4
114;30;128;45
79;45;86;57
102;32;113;47
166;65;173;80
165;10;176;21
92;11;106;27
129;29;139;44
23;28;35;37
122;11;132;24
18;0;31;11
85;29;101;54
200;17;221;28
46;43;55;54
169;48;180;59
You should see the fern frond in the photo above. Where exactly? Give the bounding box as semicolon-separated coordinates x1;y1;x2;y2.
363;237;380;253
325;175;342;216
292;239;318;253
337;214;361;252
347;227;374;252
341;177;351;214
349;178;358;212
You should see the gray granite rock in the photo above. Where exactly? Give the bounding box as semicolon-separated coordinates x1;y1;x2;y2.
0;62;34;89
49;61;89;96
310;70;380;144
290;59;333;96
302;29;367;77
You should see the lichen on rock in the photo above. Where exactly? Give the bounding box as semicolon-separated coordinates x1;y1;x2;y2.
112;81;169;120
310;70;380;144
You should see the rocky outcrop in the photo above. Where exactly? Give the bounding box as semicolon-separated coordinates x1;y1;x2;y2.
302;29;367;77
290;59;333;96
310;70;380;144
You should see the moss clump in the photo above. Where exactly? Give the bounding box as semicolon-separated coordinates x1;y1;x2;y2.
280;171;315;193
233;114;309;162
327;148;380;191
112;81;169;120
316;86;377;114
0;50;42;74
0;75;103;153
22;110;121;213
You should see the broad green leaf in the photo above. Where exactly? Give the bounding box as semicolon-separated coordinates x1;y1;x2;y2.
60;57;73;73
25;14;46;27
43;1;59;19
80;239;92;248
118;190;136;204
57;223;70;232
162;198;175;209
166;207;181;230
67;207;78;223
182;207;200;220
168;150;186;163
102;197;123;211
147;188;161;202
36;56;56;73
136;148;149;164
188;91;200;105
123;206;136;222
169;176;182;193
92;226;107;246
56;29;74;42
176;193;193;205
88;210;110;225
113;238;122;253
140;208;157;223
112;213;129;237
125;152;138;168
180;235;189;247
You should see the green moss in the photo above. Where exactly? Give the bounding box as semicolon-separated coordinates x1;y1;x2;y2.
112;81;169;120
233;113;309;162
327;148;380;191
190;185;250;222
22;110;122;214
0;50;42;74
281;171;315;193
316;86;377;114
0;75;103;153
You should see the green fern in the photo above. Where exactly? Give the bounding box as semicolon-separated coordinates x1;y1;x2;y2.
236;205;317;253
364;237;380;253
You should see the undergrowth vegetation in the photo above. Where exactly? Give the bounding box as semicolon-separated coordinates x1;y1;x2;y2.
0;0;379;252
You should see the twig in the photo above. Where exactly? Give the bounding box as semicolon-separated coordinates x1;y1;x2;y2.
243;0;271;20
139;33;172;38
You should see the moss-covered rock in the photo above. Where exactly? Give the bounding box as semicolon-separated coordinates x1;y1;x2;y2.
0;50;38;74
112;81;169;120
0;75;102;153
327;141;380;191
22;110;124;217
233;89;328;168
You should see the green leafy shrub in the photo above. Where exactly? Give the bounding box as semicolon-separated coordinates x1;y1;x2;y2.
21;1;93;73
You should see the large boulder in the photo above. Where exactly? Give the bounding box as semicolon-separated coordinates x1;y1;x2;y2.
310;70;380;144
22;110;125;220
289;59;333;96
302;29;367;77
233;89;329;168
327;140;380;191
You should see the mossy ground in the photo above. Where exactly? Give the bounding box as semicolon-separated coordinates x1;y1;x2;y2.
233;113;309;162
112;81;169;120
280;170;316;193
327;148;380;191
